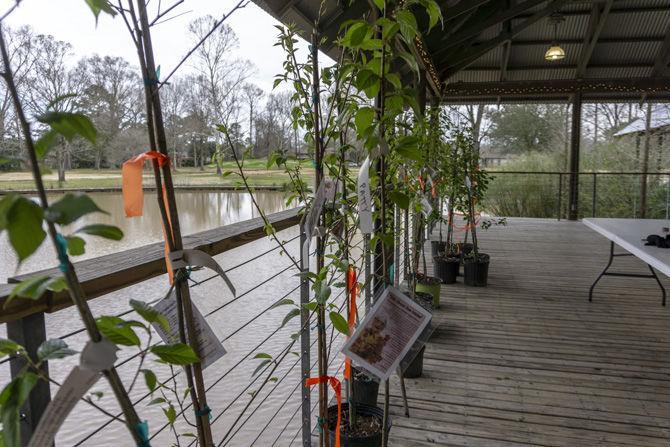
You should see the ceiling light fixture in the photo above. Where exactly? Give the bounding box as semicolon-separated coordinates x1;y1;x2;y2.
545;13;566;61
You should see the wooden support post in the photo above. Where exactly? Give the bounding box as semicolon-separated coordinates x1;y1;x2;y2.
7;312;51;446
640;102;653;218
568;92;582;221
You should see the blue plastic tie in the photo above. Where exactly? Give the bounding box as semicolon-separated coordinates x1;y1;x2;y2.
389;263;395;284
54;233;69;273
317;416;326;433
195;405;212;420
136;421;151;447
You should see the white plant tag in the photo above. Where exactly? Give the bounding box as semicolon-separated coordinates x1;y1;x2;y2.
357;157;373;234
302;178;334;262
28;339;118;447
421;196;433;217
169;249;236;296
152;291;226;370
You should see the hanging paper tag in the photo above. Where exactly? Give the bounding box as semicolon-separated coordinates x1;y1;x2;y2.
302;179;335;262
341;286;431;381
421;196;433;217
152;291;226;370
465;175;472;191
169;249;236;296
28;339;118;447
357;157;373;234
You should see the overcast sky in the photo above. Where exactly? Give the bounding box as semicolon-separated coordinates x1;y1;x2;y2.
0;0;314;94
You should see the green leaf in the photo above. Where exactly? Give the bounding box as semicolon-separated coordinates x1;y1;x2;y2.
163;403;177;425
280;308;301;329
0;373;38;447
37;339;77;362
130;299;169;333
150;343;199;365
395;136;423;162
329;312;349;336
252;359;271;377
373;0;385;11
355;107;375;137
398;49;419;75
96;316;141;346
35;129;59;159
253;353;272;359
0;339;24;359
396;10;418;42
148;397;166;406
66;236;86;256
316;285;331;305
6;276;67;307
389;191;410;210
343;22;369;48
1;195;46;262
84;0;117;23
270;298;295;310
425;0;442;30
76;224;123;240
45;193;107;225
141;369;157;393
37;111;97;144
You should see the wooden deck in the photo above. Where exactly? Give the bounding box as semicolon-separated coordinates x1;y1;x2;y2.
388;218;670;447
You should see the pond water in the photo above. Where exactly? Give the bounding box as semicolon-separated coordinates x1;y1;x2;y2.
0;190;350;446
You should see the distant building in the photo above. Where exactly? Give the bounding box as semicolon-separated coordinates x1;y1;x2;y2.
613;106;670;169
479;147;512;168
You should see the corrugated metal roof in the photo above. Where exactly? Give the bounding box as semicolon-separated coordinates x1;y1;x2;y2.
253;0;670;101
614;105;670;135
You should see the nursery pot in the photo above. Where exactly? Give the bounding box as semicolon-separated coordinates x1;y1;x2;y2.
328;402;389;447
402;344;426;378
352;368;380;407
463;253;490;287
430;240;446;258
414;273;441;308
412;291;434;312
434;255;460;284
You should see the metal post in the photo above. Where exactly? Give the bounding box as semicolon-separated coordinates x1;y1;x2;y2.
364;234;371;311
665;174;669;220
557;173;563;220
592;173;597;217
568;92;582;220
299;225;311;447
7;312;51;446
394;206;400;288
404;208;409;284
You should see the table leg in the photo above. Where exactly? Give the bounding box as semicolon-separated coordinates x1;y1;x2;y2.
589;241;615;302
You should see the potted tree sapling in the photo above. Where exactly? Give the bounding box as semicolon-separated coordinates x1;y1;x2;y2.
459;130;492;287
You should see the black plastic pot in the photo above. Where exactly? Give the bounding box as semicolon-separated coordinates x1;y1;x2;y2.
352;369;380;407
434;255;460;284
430;240;447;258
412;291;434;312
402;345;426;378
463;253;490;287
328;402;389;447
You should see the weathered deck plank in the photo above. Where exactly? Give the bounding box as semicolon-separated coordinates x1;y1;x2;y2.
389;218;670;446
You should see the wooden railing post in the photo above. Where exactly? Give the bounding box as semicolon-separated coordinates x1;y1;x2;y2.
7;311;51;446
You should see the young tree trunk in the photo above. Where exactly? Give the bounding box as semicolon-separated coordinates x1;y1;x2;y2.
95;149;102;170
57;140;66;184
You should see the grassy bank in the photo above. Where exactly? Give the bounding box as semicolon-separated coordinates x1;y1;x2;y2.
0;160;315;192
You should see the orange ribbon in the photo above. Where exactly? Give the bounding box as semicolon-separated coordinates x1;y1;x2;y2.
122;151;174;282
344;265;357;380
418;175;425;191
122;151;169;217
305;376;341;447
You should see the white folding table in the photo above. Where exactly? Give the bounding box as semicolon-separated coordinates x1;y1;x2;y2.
582;218;669;306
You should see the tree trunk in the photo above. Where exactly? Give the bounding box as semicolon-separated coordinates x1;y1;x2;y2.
95;149;102;170
57;140;66;185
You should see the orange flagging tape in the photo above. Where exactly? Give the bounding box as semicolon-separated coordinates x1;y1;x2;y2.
122;150;169;217
344;265;357;380
122;151;174;282
305;376;342;447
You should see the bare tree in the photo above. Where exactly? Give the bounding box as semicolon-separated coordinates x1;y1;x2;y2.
241;82;263;153
188;15;253;173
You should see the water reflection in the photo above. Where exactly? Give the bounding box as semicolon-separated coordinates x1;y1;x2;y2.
0;191;287;282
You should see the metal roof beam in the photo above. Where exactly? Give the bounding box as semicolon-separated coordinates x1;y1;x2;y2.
458;63;653;71
436;0;546;54
439;0;570;81
652;22;670;76
510;36;665;45
576;0;613;78
500;0;514;81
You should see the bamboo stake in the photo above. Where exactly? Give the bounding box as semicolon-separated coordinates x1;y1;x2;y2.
133;1;214;445
0;25;145;447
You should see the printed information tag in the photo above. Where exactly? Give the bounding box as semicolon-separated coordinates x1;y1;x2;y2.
341;287;431;381
421;196;433;217
153;291;226;370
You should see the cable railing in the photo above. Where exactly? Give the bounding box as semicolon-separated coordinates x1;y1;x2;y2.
0;206;384;446
484;170;670;220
